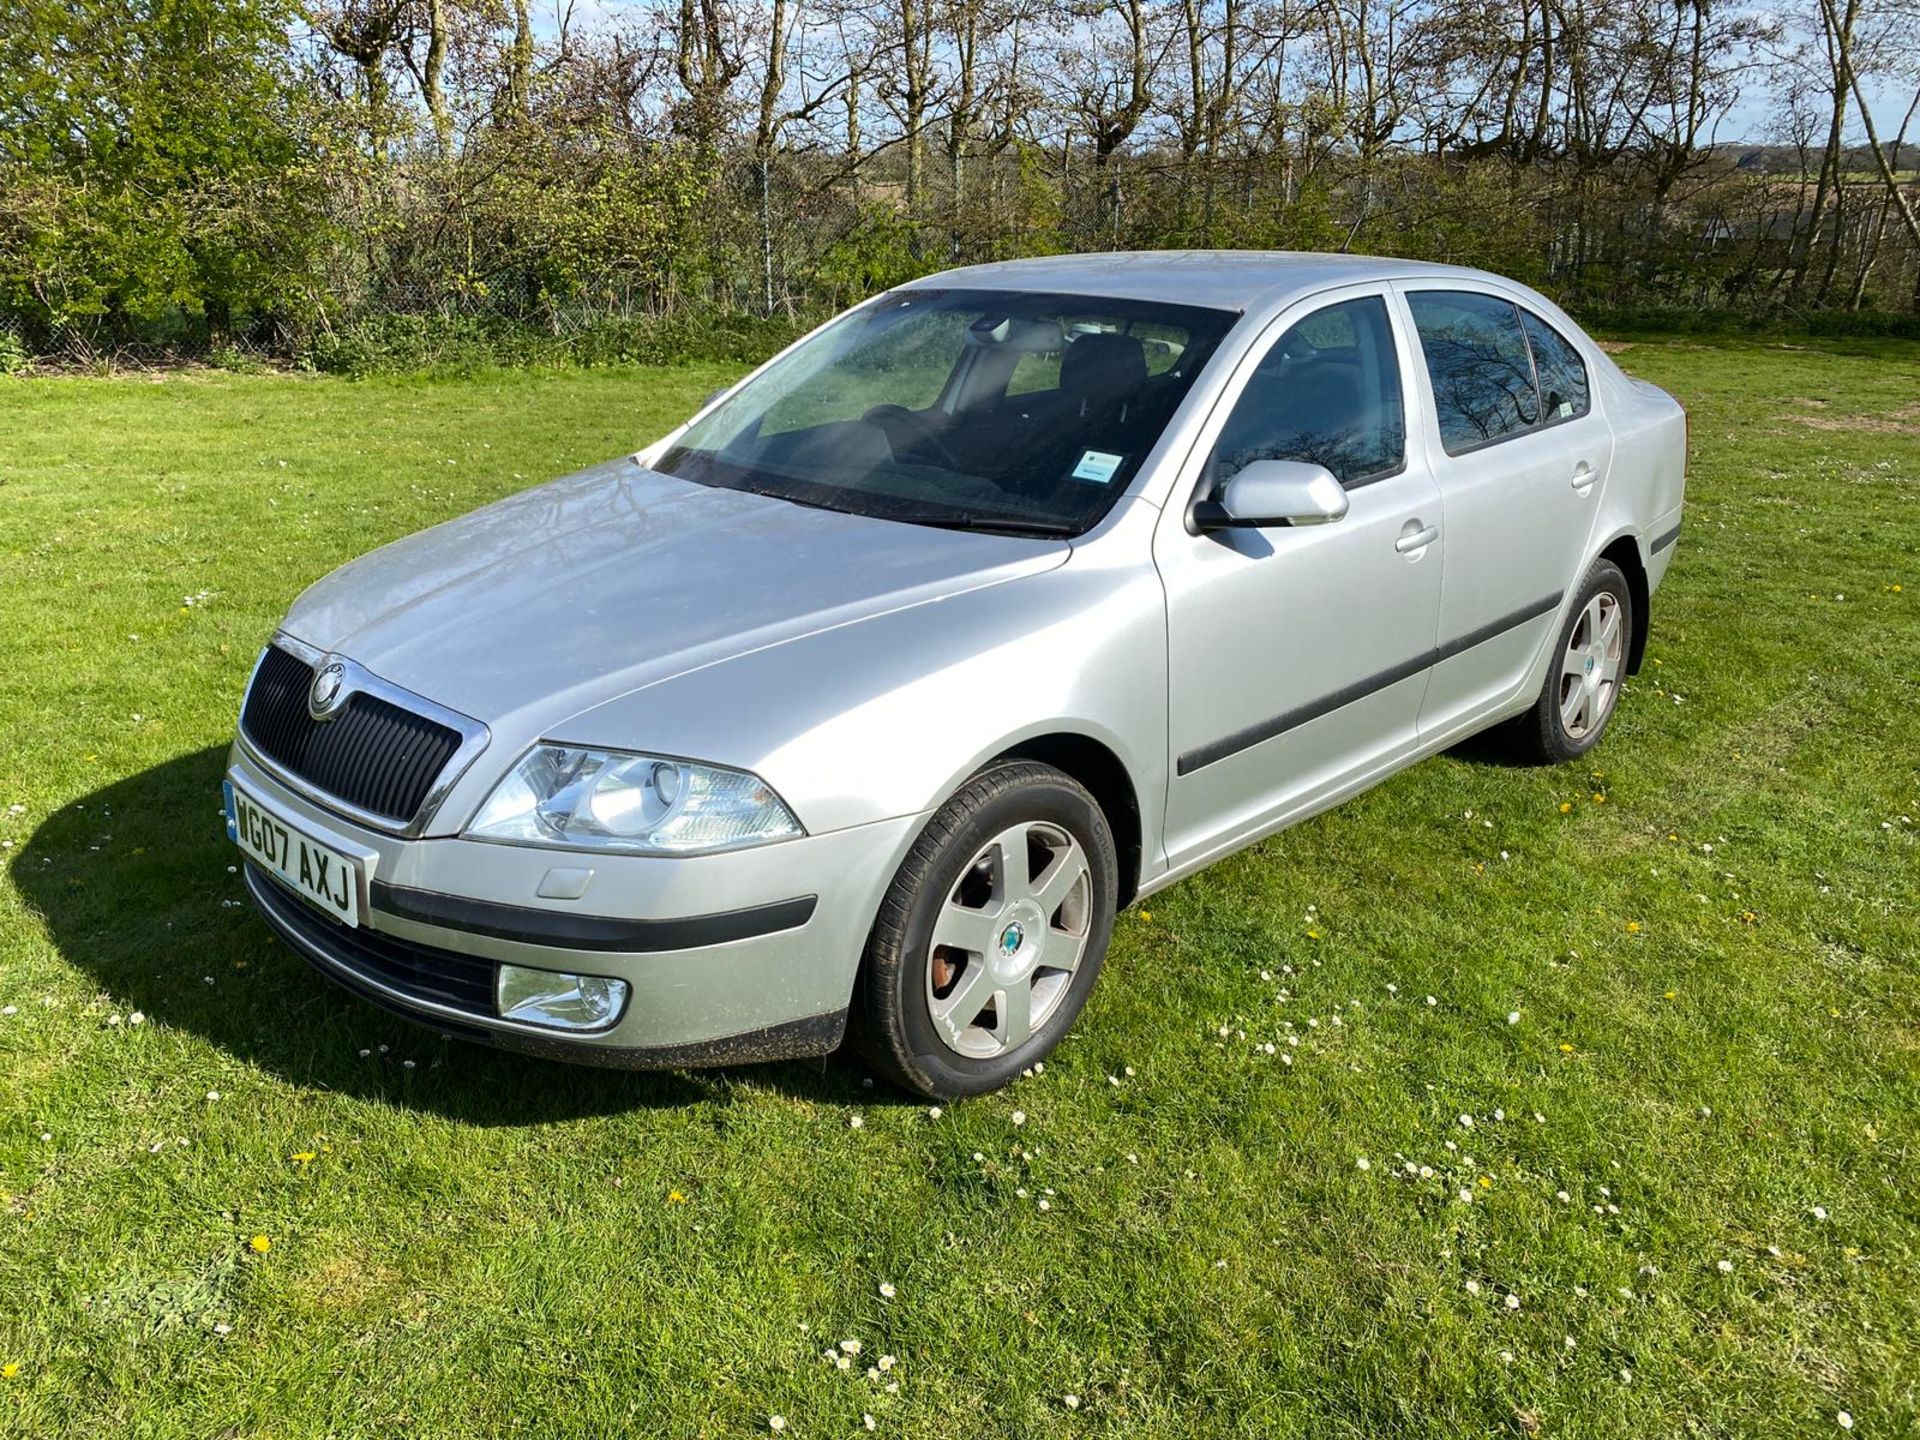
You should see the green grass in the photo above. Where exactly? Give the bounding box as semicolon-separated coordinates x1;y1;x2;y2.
1;342;1917;1438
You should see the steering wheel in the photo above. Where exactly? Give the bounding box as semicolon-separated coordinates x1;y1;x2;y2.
863;405;966;473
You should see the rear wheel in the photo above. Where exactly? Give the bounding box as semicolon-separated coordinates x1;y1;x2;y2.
1501;558;1632;764
851;761;1117;1098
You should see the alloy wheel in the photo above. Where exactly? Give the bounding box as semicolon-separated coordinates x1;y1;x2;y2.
1558;591;1624;740
924;820;1093;1059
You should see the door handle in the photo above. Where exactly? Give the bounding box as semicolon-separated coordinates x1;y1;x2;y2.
1571;461;1597;494
1394;521;1440;554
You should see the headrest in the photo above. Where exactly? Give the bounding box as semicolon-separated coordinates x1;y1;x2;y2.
1060;332;1147;402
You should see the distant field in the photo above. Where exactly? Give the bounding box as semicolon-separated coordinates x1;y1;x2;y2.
1;339;1916;1438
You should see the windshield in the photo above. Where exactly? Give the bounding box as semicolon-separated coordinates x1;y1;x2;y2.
654;288;1238;536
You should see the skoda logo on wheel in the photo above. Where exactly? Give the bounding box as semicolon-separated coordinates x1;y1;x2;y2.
308;659;349;720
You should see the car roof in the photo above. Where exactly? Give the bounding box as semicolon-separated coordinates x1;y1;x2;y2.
902;250;1496;314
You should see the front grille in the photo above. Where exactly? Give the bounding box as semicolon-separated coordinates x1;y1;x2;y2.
241;644;463;825
248;864;497;1017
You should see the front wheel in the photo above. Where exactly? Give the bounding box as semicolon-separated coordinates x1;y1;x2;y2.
851;761;1118;1098
1501;558;1633;764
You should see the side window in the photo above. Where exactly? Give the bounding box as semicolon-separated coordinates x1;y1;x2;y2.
1210;296;1405;489
1519;309;1590;423
1407;291;1541;453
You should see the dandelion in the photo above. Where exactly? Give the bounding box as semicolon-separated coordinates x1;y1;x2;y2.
667;1190;686;1203
1559;1043;1575;1054
1;1363;18;1379
290;1151;316;1165
248;1235;271;1253
1559;802;1573;814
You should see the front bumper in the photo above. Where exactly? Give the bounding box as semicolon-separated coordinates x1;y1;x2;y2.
227;744;922;1066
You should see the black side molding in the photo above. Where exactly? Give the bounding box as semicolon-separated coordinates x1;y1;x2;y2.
1649;524;1680;555
370;882;817;953
1177;591;1564;776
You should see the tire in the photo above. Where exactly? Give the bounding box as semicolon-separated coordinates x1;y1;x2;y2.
851;760;1119;1098
1501;557;1633;765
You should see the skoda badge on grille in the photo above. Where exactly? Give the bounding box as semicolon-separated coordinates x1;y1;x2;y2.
308;658;349;720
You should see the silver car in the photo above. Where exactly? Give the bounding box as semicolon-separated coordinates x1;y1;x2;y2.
226;252;1686;1097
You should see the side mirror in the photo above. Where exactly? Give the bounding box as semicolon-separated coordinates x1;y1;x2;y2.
1192;459;1348;531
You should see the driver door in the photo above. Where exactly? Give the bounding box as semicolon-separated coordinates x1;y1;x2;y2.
1154;289;1446;870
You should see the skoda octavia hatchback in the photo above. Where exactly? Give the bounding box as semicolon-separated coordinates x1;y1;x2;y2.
227;251;1686;1097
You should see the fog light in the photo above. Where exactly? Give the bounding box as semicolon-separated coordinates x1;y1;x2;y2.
496;964;629;1031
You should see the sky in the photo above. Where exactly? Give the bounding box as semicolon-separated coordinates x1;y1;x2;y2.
534;0;1914;151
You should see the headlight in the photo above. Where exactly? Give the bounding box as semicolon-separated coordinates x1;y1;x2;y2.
465;745;802;855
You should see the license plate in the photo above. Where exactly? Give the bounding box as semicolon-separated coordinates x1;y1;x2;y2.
225;780;363;927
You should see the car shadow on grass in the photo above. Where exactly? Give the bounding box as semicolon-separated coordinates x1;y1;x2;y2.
15;745;883;1123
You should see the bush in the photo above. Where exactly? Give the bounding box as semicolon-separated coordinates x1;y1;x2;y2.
299;310;814;377
1580;304;1920;340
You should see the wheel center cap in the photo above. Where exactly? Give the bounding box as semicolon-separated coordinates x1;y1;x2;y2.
991;899;1047;979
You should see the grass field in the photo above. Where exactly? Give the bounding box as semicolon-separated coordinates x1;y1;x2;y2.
1;339;1917;1438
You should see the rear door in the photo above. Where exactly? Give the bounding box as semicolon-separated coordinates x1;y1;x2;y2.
1395;286;1613;735
1155;287;1445;869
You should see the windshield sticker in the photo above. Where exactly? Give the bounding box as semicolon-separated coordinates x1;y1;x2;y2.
1070;450;1125;484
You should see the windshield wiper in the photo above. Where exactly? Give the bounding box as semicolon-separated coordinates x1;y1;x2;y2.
891;513;1080;538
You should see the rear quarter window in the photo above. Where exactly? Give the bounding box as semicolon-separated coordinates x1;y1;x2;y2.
1519;310;1591;424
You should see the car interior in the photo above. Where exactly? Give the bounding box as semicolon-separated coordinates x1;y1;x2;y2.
668;295;1236;530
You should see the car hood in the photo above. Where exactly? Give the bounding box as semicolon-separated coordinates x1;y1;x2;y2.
282;457;1070;735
